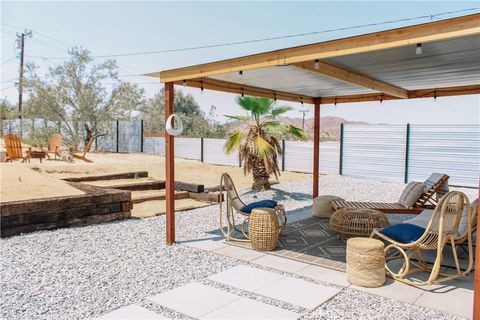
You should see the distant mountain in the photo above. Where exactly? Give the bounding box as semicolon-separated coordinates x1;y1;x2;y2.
225;116;368;141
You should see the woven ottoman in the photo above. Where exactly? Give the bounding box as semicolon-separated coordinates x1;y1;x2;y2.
347;238;385;287
330;208;389;239
248;208;280;251
313;195;344;218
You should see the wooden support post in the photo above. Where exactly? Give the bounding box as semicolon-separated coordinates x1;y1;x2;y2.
473;182;480;319
200;137;204;162
165;82;175;245
404;123;411;183
313;98;320;199
281;140;286;172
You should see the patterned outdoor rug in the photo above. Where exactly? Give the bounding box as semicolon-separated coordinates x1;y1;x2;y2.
231;217;348;272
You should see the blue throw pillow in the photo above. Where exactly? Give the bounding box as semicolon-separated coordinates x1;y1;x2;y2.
380;223;425;243
241;200;277;213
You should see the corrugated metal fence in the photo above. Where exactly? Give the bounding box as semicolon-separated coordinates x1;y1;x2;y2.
3;119;478;186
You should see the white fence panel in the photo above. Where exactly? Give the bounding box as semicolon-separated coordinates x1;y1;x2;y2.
320;142;340;174
343;124;406;182
118;120;141;153
409;125;480;186
284;141;339;174
203;138;239;167
96;121;117;152
176;138;201;160
284;141;313;173
143;136;165;155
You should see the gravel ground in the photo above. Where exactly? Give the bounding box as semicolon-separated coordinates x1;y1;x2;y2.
0;174;475;320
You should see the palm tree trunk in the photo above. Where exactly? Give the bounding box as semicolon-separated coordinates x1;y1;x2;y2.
252;155;270;191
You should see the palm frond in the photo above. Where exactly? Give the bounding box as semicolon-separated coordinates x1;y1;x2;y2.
224;131;243;154
253;136;274;157
270;105;293;117
235;96;275;116
224;115;251;122
286;125;308;141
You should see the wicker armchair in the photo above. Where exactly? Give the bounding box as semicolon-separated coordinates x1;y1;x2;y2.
371;191;473;286
218;173;286;242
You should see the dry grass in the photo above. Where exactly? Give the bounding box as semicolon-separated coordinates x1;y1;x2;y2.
1;152;311;206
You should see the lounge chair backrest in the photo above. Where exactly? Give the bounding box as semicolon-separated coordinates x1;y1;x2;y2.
48;133;62;153
414;173;449;208
4;134;23;159
220;173;246;211
455;200;478;243
418;191;467;249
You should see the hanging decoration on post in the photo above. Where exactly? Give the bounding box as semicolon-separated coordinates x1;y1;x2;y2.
166;114;184;136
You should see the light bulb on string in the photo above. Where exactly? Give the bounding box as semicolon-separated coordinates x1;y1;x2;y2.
416;43;423;55
314;59;320;69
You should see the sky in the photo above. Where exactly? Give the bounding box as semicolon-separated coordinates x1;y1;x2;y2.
1;1;479;124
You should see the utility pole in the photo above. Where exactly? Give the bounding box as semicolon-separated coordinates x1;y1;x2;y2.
16;30;32;138
299;109;310;130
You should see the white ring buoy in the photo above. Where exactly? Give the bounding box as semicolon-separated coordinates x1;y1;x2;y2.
166;114;183;136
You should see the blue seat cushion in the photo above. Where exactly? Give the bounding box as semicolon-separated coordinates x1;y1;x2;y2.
241;200;278;214
380;223;425;243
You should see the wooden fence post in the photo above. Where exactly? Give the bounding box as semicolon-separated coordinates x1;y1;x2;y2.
339;123;344;175
140;120;144;153
116;120;119;153
404;123;411;183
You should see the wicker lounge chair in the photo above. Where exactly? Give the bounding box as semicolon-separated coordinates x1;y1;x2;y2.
371;191;473;286
4;134;33;163
331;173;449;214
218;172;286;242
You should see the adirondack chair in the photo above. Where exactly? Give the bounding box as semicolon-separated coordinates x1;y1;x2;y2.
70;134;102;163
4;134;32;163
40;133;62;160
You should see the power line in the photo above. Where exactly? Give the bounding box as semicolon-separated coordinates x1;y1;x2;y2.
1;57;17;65
13;7;479;60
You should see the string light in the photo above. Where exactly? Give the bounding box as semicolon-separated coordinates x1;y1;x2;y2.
200;81;204;94
239;70;243;75
273;93;277;101
434;90;437;101
241;88;244;97
314;59;320;69
182;80;187;87
380;94;384;104
416;43;423;55
334;98;337;106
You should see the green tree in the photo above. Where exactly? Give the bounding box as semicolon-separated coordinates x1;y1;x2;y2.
24;48;145;147
138;89;226;138
224;96;307;191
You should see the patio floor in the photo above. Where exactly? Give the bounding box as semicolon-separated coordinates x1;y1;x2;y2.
181;210;475;319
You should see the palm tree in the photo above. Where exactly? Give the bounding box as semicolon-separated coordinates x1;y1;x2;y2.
224;96;308;191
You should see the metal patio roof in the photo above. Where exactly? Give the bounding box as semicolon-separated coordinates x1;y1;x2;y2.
146;14;480;104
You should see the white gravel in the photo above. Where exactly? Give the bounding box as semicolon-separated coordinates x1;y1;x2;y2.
0;174;475;320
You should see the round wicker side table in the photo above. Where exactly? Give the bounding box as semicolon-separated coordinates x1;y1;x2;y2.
346;237;385;287
248;207;280;251
330;208;389;240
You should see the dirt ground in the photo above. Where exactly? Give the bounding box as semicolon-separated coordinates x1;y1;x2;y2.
0;152;311;208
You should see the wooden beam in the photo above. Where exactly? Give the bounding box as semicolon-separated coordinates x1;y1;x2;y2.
177;78;314;104
320;84;480;105
293;61;408;99
165;82;175;245
150;14;480;82
312;98;320;199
